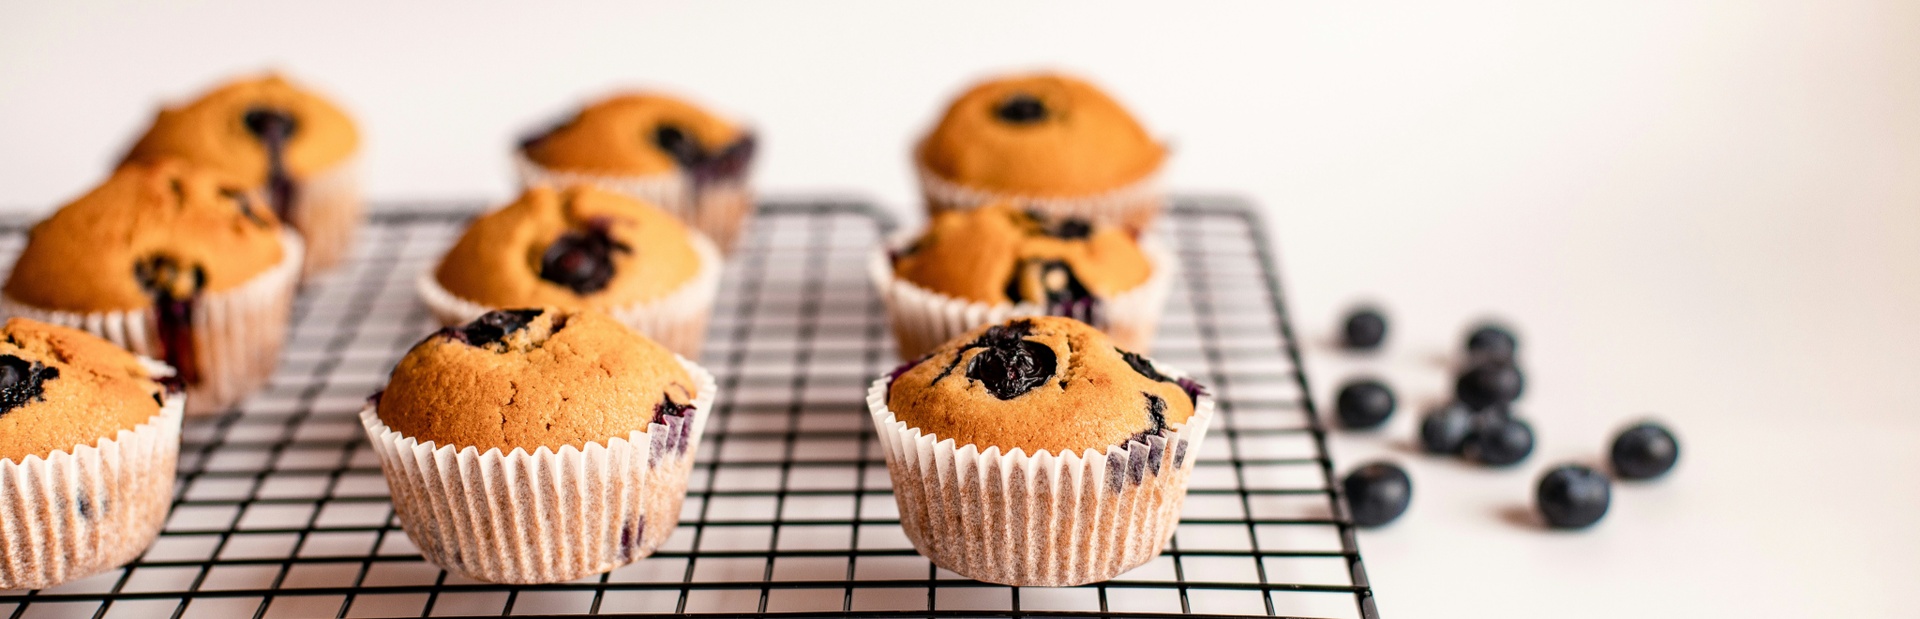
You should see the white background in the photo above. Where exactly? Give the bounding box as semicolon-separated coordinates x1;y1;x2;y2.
4;1;1918;616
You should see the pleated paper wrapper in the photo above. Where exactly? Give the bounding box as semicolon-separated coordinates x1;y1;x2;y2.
0;380;184;590
916;162;1167;234
288;158;363;277
870;232;1175;360
360;357;717;585
416;231;722;359
866;368;1217;587
0;231;304;416
513;152;757;254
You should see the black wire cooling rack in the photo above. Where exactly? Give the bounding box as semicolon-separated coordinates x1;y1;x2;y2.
0;197;1377;619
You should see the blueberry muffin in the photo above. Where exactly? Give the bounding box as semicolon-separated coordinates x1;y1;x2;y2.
916;73;1167;231
0;318;184;591
874;202;1172;359
361;308;717;584
868;317;1215;586
516;92;758;252
1;159;303;415
418;185;720;357
123;73;361;276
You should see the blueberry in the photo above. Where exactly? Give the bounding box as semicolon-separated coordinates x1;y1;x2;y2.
1334;379;1396;430
242;107;300;218
1125;392;1170;445
0;354;59;417
1341;307;1388;350
993;94;1048;124
134;255;206;301
440;309;544;348
1536;464;1610;529
242;107;297;142
1418;402;1475;454
1455;361;1525;409
960;320;1057;400
652;124;708;168
1610;422;1680;480
1462;415;1533;466
1342;461;1412;527
539;222;630;294
1004;259;1097;318
1465;323;1518;362
1019;210;1093;240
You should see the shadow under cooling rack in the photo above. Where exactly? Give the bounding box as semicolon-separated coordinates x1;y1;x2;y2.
0;197;1377;619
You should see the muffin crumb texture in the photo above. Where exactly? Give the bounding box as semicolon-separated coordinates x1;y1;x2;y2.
435;186;701;310
893;202;1150;305
918;73;1164;196
0;318;165;461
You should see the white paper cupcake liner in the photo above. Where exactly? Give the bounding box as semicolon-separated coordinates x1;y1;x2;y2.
289;158;363;277
360;357;717;585
0;232;304;416
916;162;1167;233
0;379;184;590
867;362;1216;587
870;232;1175;360
416;231;721;359
514;152;757;254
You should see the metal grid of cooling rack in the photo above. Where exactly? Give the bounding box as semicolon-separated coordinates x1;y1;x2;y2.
0;197;1376;619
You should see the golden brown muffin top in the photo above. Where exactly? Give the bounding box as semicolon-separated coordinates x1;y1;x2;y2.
378;308;697;452
886;317;1198;454
3;159;286;312
521;92;748;176
917;73;1165;197
893;202;1151;305
434;185;702;310
0;318;169;462
123;73;359;182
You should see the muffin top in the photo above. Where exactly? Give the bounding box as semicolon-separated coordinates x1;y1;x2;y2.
521;92;751;177
378;308;697;452
0;318;170;462
886;317;1199;454
893;202;1151;306
917;73;1164;197
435;185;702;310
123;74;359;183
3;159;286;312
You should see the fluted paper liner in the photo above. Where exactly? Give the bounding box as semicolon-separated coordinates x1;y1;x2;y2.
867;366;1216;587
870;231;1175;360
416;231;721;359
0;379;184;590
917;162;1166;233
361;357;717;585
0;231;304;416
514;152;757;254
289;158;363;277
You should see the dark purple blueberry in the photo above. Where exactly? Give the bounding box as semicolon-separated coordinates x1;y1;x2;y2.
994;93;1048;124
1418;402;1476;454
243;107;298;141
1116;348;1202;406
1465;323;1518;363
134;255;205;386
1455;361;1525;409
0;354;59;417
1462;415;1534;467
1005;259;1097;319
652;124;707;168
1342;461;1412;527
1020;210;1093;240
1334;378;1396;430
1610;422;1680;480
1341;306;1388;350
964;335;1057;400
242;107;299;219
1125;392;1170;445
539;222;631;294
1536;464;1610;529
439;309;544;348
689;134;756;188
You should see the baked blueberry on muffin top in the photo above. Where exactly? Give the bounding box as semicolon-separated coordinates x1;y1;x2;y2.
885;316;1199;454
434;186;702;311
0;318;172;461
521;93;754;181
918;73;1164;197
892;202;1151;317
376;308;698;452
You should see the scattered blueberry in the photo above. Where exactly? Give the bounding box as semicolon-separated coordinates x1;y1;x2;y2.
1462;415;1534;466
993;94;1048;124
959;320;1057;400
439;309;544;348
1465;323;1518;363
1610;422;1680;480
1455;361;1525;409
539;221;630;294
1334;379;1396;430
1341;307;1388;350
1536;464;1610;529
0;354;58;417
1418;402;1475;454
1342;461;1413;527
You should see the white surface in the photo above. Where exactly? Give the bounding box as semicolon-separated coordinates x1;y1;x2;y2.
3;1;1918;616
